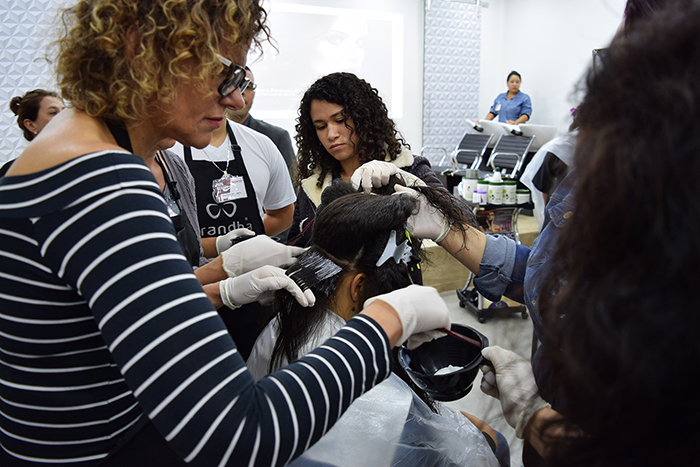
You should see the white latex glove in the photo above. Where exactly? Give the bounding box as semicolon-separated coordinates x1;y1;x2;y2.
219;265;315;309
393;185;450;242
215;228;256;255
480;346;550;438
351;161;425;193
221;235;306;278
363;284;451;349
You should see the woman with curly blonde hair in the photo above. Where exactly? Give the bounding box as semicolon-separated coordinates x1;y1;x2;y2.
289;72;468;247
0;1;452;465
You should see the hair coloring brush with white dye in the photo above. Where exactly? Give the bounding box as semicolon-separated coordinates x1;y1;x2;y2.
287;250;343;293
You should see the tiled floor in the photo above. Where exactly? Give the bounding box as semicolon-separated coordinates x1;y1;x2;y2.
438;288;535;467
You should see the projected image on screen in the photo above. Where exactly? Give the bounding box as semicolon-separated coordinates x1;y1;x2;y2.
250;3;404;135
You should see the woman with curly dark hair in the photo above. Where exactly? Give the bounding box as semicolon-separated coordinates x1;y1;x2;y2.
289;72;467;247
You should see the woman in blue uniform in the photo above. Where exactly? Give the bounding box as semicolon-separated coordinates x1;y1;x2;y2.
483;71;532;125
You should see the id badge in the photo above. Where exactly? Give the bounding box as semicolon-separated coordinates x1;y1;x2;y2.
212;174;247;203
495;103;501;111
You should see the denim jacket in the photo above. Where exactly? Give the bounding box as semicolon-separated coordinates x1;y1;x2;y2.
473;170;578;408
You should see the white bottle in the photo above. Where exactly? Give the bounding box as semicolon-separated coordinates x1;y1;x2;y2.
488;171;503;205
461;169;479;201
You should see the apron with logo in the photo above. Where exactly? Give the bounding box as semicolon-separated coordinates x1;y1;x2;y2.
184;122;267;359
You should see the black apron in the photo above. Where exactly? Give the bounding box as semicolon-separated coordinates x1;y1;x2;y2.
184;122;265;236
155;152;200;267
184;122;268;360
104;121;200;267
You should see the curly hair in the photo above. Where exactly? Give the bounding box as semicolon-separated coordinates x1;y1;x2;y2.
294;72;409;188
9;89;59;141
53;0;269;123
538;3;700;466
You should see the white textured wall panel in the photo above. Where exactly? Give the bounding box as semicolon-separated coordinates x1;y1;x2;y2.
423;1;481;165
0;0;59;164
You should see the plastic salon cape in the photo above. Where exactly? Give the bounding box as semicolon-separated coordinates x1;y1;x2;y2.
248;313;499;467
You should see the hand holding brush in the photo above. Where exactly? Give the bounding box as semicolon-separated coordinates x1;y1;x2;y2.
219;265;316;309
221;235;307;278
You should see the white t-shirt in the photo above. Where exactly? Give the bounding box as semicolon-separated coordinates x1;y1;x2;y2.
247;309;346;381
170;120;295;219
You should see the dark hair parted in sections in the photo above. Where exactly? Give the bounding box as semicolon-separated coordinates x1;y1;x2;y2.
539;5;700;466
9;89;59;141
270;179;422;370
294;72;409;188
507;70;521;81
53;0;269;123
270;178;474;408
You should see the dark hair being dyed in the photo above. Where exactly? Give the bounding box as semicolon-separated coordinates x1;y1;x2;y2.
270;178;474;411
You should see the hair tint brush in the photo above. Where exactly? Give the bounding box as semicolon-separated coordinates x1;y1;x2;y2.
287;250;343;292
440;327;482;349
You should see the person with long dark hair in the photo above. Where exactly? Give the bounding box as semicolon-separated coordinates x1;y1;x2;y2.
393;1;681;464
0;0;451;464
249;178;511;467
289;72;468;247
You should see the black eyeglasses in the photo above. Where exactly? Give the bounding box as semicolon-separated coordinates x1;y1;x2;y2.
217;55;247;98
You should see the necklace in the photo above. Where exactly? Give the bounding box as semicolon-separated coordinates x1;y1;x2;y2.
201;141;231;176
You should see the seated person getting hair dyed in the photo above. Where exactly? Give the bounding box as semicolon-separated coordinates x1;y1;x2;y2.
248;179;510;467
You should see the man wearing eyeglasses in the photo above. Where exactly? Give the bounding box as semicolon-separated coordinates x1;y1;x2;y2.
170;61;296;359
229;67;296;171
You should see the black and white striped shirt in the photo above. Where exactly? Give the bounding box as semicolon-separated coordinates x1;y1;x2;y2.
0;151;391;466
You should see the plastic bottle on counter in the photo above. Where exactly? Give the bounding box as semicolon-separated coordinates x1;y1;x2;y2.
503;180;517;205
477;177;489;195
516;189;531;204
461;169;479;201
473;189;488;205
488;171;503;205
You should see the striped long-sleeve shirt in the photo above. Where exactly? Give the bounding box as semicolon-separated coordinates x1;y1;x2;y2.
0;151;391;466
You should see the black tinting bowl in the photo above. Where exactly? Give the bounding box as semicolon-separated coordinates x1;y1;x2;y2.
397;324;488;401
